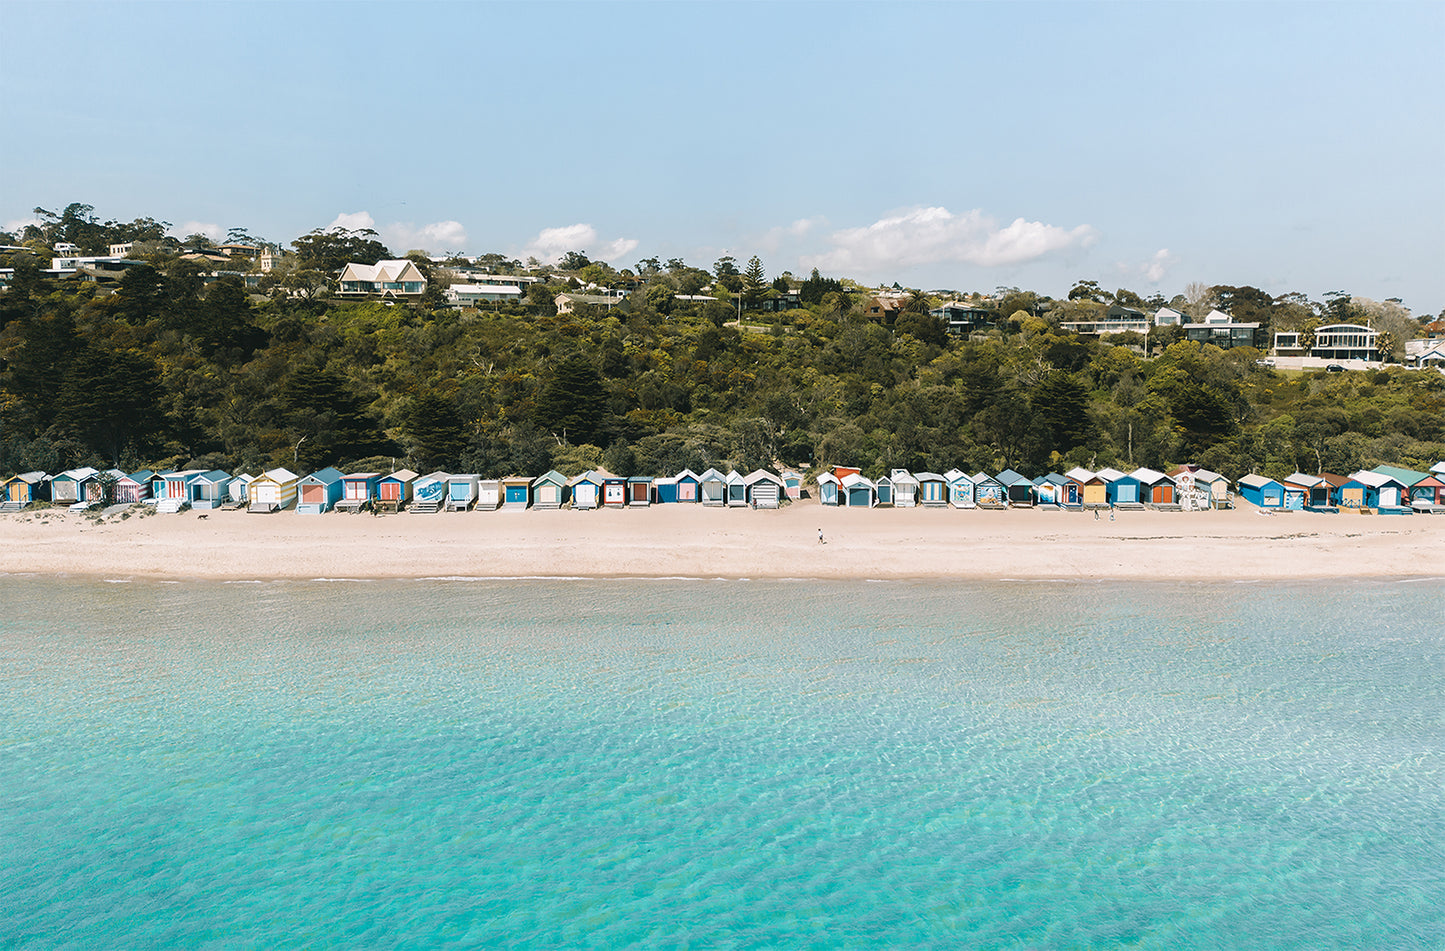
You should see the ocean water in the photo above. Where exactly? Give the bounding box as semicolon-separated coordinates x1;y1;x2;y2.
0;577;1440;949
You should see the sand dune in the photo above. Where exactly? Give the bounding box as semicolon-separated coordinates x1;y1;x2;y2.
3;501;1441;583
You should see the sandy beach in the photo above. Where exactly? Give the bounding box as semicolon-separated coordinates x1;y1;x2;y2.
2;501;1442;583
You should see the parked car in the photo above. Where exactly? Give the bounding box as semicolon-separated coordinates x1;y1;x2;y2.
1326;364;1345;373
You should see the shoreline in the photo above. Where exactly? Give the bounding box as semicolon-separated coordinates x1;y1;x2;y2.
4;501;1442;584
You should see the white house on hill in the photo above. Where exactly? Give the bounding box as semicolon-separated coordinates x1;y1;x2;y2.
336;260;427;299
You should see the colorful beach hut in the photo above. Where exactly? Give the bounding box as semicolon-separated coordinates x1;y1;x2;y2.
944;469;975;509
996;469;1035;506
1033;473;1069;507
476;479;501;511
296;467;345;514
1;472;49;512
1237;474;1285;509
113;470;153;505
1282;473;1331;510
376;469;418;514
699;468;727;506
1098;468;1141;507
158;469;205;512
532;470;569;510
671;468;702;503
190;470;233;510
815;472;841;506
841;472;876;508
972;472;1006;508
725;470;749;507
874;473;894;507
915;472;949;507
248;467;299;513
1344;470;1408;511
744;469;784;508
568;471;604;510
780;470;803;501
1131;468;1177;507
337;472;380;513
627;476;653;507
48;467;100;505
446;474;480;511
601;473;628;507
501;476;532;510
410;472;450;513
225;474;254;507
890;470;920;508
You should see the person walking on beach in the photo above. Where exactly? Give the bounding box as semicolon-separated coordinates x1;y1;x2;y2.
818;528;825;544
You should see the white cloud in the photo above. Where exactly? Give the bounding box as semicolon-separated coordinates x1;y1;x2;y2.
382;220;469;254
758;216;826;254
4;215;42;234
800;206;1098;273
326;211;376;232
1142;248;1174;284
323;211;468;255
174;220;224;241
520;223;639;265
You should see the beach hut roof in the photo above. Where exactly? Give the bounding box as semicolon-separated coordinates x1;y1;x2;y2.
673;468;700;482
1191;468;1226;484
568;469;605;487
1033;472;1068;487
1064;466;1094;482
815;472;840;486
260;467;298;483
52;466;101;482
300;466;344;485
531;469;567;487
1371;464;1428;486
995;468;1031;487
9;471;47;484
344;472;381;480
970;472;1000;485
121;470;153;484
1347;470;1401;489
1283;472;1325;488
196;469;232;484
890;469;920;487
627;474;654;484
724;470;747;485
840;472;875;488
1129;467;1171;484
382;469;418;482
1319;472;1349;488
914;471;945;482
698;468;726;482
1431;461;1445;475
1238;473;1281;490
744;469;783;487
1093;467;1127;482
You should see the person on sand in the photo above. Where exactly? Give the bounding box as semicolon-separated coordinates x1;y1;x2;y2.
1094;509;1099;521
818;528;825;544
1109;506;1115;521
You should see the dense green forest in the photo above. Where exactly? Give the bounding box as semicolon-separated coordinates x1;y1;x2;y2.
3;205;1442;482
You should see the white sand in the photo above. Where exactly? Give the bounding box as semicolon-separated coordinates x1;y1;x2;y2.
2;501;1442;582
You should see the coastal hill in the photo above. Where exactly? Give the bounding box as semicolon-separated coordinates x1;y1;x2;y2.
1;204;1441;482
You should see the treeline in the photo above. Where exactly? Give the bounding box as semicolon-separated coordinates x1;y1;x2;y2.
1;227;1442;484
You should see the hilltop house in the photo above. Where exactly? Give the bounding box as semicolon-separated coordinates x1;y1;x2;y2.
336;260;427;299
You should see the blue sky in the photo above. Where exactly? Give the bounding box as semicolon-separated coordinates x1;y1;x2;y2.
3;1;1441;314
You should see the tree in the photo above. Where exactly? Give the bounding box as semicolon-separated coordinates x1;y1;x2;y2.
1068;279;1106;303
401;393;469;471
56;346;166;464
281;368;395;469
714;255;742;293
291;227;392;273
1030;370;1093;453
558;250;591;271
742;255;766;307
894;311;947;347
534;355;607;445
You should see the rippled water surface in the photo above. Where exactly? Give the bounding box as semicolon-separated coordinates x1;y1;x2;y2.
1;577;1440;948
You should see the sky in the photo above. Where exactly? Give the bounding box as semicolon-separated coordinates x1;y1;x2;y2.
2;1;1442;314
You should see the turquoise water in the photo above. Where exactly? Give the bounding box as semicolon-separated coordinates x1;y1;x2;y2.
0;577;1440;949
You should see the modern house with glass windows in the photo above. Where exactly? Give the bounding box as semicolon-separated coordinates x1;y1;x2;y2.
336;260;427;299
